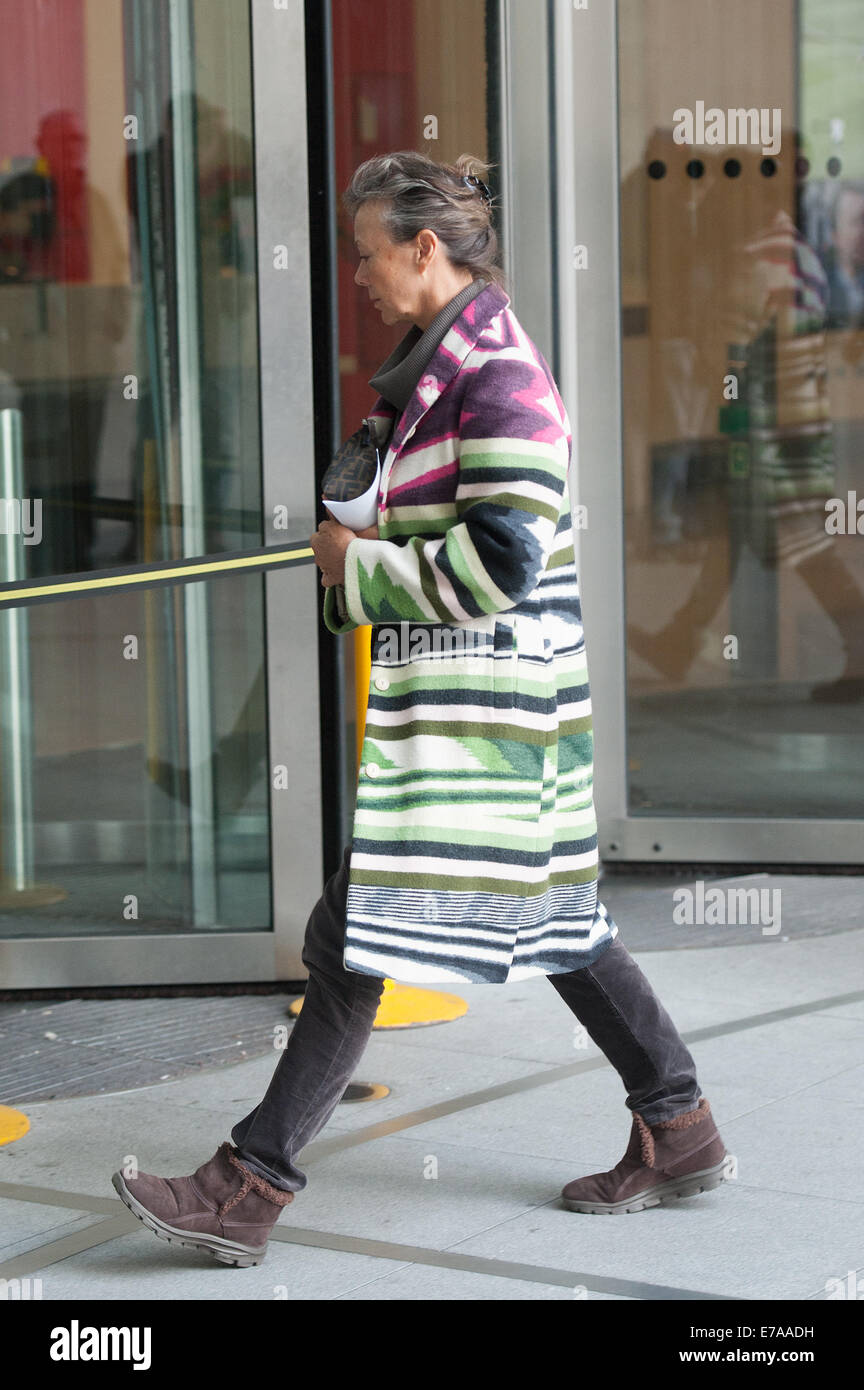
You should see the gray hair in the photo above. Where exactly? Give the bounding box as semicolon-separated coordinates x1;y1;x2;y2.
342;150;507;290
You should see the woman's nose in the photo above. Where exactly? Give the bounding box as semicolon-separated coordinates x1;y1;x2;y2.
354;264;367;286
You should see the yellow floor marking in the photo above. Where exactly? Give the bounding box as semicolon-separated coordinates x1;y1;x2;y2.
0;1107;30;1146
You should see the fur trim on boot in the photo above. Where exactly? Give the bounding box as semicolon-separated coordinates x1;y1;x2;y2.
561;1097;728;1215
112;1140;295;1267
634;1098;711;1168
221;1143;295;1215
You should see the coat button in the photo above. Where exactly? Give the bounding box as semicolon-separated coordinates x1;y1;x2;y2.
364;762;380;778
374;676;390;691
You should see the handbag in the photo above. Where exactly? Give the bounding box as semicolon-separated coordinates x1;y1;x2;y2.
321;418;381;502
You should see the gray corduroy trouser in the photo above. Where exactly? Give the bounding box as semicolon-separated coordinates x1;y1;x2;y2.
231;846;701;1194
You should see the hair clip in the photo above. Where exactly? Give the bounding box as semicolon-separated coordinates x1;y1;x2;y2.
462;173;493;206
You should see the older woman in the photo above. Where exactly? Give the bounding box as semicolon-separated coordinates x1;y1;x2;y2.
113;152;728;1267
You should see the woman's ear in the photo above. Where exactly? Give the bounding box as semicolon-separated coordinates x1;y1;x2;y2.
416;228;437;268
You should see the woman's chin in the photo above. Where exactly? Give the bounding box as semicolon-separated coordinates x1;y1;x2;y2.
372;302;409;327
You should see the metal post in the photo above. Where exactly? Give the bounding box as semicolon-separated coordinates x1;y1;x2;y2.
169;0;217;926
0;408;35;890
0;408;66;909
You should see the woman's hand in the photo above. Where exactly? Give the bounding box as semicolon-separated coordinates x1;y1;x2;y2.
309;517;380;587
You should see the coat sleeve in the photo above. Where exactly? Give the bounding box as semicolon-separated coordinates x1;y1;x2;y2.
325;351;569;629
323;581;357;634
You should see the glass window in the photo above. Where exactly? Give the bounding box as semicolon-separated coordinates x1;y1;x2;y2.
0;0;269;937
618;0;864;818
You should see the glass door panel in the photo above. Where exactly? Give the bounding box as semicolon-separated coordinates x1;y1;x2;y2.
0;0;272;960
618;0;864;826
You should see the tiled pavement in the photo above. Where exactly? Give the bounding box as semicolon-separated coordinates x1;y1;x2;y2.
1;874;862;1302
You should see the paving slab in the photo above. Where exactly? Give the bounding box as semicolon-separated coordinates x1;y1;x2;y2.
0;1197;104;1262
16;1228;415;1302
446;1184;864;1301
333;1263;632;1300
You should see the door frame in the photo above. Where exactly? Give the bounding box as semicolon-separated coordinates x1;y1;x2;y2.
0;0;322;988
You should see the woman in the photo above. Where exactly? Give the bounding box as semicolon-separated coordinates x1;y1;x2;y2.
113;152;728;1267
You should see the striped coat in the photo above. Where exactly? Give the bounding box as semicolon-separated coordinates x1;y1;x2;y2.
323;281;618;984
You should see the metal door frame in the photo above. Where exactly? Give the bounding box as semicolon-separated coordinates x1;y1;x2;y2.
548;0;864;864
256;0;324;976
0;0;322;987
496;0;556;364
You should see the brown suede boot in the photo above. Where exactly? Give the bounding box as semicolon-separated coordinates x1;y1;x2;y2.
561;1098;730;1214
112;1141;294;1266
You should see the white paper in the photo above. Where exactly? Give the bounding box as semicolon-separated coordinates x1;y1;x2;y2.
322;457;381;531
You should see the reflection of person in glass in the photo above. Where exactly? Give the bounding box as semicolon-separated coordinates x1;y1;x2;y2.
113;152;730;1266
0;109;90;284
0;166;55;283
133;96;264;818
124;94;256;562
822;181;864;329
31;110;89;281
630;143;864;702
0;109;128;575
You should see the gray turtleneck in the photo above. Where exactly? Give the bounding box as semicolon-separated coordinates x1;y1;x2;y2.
368;276;489;413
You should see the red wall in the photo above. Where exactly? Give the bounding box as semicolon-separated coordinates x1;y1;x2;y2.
331;0;417;434
0;0;89;281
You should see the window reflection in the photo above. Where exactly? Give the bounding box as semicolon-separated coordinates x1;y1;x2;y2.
0;0;269;939
619;0;864;817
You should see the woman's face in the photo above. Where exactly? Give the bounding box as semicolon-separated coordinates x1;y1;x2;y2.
353;201;424;326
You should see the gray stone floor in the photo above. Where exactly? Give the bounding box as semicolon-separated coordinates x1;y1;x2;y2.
5;871;858;1105
0;872;862;1301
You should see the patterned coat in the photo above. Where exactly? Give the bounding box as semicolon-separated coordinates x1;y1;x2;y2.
323;281;618;984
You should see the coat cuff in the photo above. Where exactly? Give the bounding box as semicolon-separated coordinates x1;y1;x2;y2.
323;580;358;634
322;538;379;633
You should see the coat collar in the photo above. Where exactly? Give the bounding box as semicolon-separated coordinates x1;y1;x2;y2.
365;280;510;463
369;277;488;412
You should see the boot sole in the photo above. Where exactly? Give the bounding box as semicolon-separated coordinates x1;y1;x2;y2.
111;1171;268;1267
561;1157;730;1214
